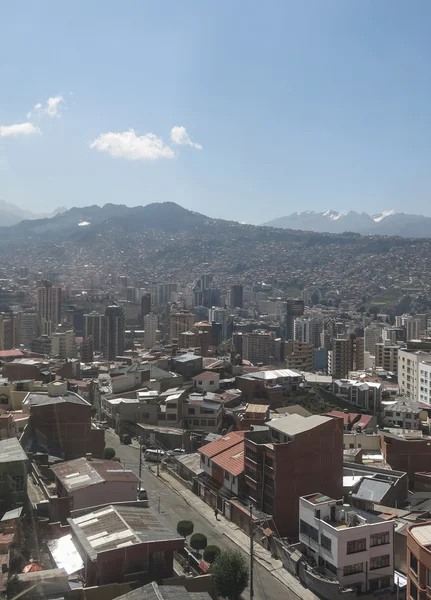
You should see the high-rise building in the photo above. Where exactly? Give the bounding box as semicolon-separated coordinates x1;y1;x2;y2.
398;348;431;400
286;299;304;340
242;331;281;365
294;317;312;343
151;283;178;306
104;305;125;360
144;312;158;349
208;307;228;341
364;325;383;353
330;338;353;379
169;310;194;342
81;337;94;363
16;310;40;349
230;285;244;309
37;282;62;327
396;315;423;342
375;341;398;374
285;341;313;371
51;329;76;359
301;289;309;306
83;312;106;353
140;293;151;324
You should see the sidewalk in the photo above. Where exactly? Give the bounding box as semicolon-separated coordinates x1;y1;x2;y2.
154;467;318;600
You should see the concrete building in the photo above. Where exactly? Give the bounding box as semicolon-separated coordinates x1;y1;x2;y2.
140;292;151;323
37;282;62;328
66;504;184;586
143;312;158;349
286;299;304;341
419;361;431;405
83;312;106;353
398;349;431;401
299;493;394;593
199;431;245;499
208;307;228;341
0;438;29;512
375;341;398;375
330;336;364;379
192;371;220;393
407;522;431;600
16;310;40;349
170;311;194;342
104;305;125;360
230;284;244;308
244;414;343;537
396;315;423;342
379;428;431;481
51;329;75;359
294;317;312;343
242;332;282;365
51;457;140;511
364;326;383;354
285;341;313;371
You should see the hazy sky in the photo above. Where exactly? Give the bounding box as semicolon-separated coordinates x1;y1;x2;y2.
1;1;431;223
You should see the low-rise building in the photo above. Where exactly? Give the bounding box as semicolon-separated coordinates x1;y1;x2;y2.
299;493;394;593
192;371;220;393
0;438;28;512
381;396;427;430
379;429;431;481
343;463;408;510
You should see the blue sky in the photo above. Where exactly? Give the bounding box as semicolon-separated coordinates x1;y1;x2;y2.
1;1;431;224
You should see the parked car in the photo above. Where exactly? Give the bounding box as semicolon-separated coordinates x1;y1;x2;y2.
120;433;131;445
137;487;148;500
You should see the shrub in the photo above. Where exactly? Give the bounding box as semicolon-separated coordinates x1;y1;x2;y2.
177;520;194;538
103;447;116;460
203;545;221;564
190;533;207;553
212;550;249;600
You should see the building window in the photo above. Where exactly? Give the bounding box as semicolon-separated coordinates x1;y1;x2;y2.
11;475;24;493
0;473;6;484
370;531;390;547
125;558;148;574
265;456;273;468
152;551;165;564
300;519;319;543
343;563;363;576
245;448;258;463
188;408;195;415
410;553;418;575
245;466;257;480
207;420;216;426
210;381;214;385
200;420;207;426
224;471;230;481
370;576;391;591
370;555;390;570
347;538;366;554
263;494;273;510
321;534;332;551
410;582;418;600
325;560;337;575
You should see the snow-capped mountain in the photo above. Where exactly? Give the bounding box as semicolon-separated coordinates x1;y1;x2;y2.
263;210;431;238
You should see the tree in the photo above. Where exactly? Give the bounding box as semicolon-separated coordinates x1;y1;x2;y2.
104;447;116;460
177;520;194;538
190;533;207;554
203;545;221;564
212;550;249;600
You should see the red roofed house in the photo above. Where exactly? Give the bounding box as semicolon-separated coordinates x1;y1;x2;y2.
192;371;220;393
198;431;246;514
325;410;376;432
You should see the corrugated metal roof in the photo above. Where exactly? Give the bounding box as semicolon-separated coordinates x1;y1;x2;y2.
269;414;331;436
52;457;139;491
199;431;245;458
211;442;245;476
247;369;302;380
0;438;27;463
353;478;391;502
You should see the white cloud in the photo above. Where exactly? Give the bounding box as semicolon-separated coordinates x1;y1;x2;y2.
89;129;175;161
28;95;64;118
0;122;41;137
170;126;202;150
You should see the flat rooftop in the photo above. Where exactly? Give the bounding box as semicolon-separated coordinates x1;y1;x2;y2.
23;391;90;407
410;523;431;548
269;413;332;436
0;438;27;463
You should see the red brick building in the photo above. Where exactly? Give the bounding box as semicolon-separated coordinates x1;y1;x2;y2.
66;504;184;585
379;429;431;482
244;414;343;539
21;383;104;460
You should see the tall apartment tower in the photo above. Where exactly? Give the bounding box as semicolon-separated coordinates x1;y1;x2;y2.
16;310;40;349
104;305;125;360
83;312;106;353
364;325;383;353
51;329;76;359
208;307;229;341
230;285;244;309
140;293;151;324
37;282;62;328
286;299;304;340
144;312;158;349
169;311;194;342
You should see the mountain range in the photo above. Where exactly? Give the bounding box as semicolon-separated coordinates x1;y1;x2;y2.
0;199;66;226
263;209;431;237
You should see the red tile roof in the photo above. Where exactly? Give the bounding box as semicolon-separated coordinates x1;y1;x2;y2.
199;431;245;458
0;350;23;359
193;371;218;381
326;410;372;429
211;441;245;476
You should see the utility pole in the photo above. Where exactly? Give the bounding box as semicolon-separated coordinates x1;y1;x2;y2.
138;436;142;480
156;444;160;477
249;504;254;600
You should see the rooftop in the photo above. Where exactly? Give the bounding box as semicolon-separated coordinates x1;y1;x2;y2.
199;431;245;458
192;371;219;381
326;411;373;429
115;582;211;600
172;354;202;363
69;504;183;559
244;403;269;415
269;414;332;437
0;350;24;359
51;457;140;491
211;441;245;476
23;391;90;407
246;369;302;381
410;523;431;548
0;438;27;463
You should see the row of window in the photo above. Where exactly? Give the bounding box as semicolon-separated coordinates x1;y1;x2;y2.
183;419;216;427
0;474;25;493
300;521;390;555
343;555;390;576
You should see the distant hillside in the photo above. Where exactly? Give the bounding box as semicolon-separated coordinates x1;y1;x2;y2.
0;199;64;226
263;209;431;238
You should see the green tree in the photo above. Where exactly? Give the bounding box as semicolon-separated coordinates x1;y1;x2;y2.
190;533;207;554
212;550;249;600
203;545;221;564
177;520;194;538
103;447;116;460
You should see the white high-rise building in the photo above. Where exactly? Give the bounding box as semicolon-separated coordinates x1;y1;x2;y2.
294;317;312;343
364;326;383;354
208;307;228;341
51;329;76;359
144;312;158;349
398;348;431;400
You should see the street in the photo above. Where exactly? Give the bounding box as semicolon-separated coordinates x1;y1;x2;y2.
105;430;297;600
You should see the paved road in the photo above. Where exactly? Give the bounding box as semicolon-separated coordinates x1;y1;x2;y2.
105;430;297;600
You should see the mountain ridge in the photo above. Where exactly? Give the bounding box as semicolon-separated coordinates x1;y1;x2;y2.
263;209;431;237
